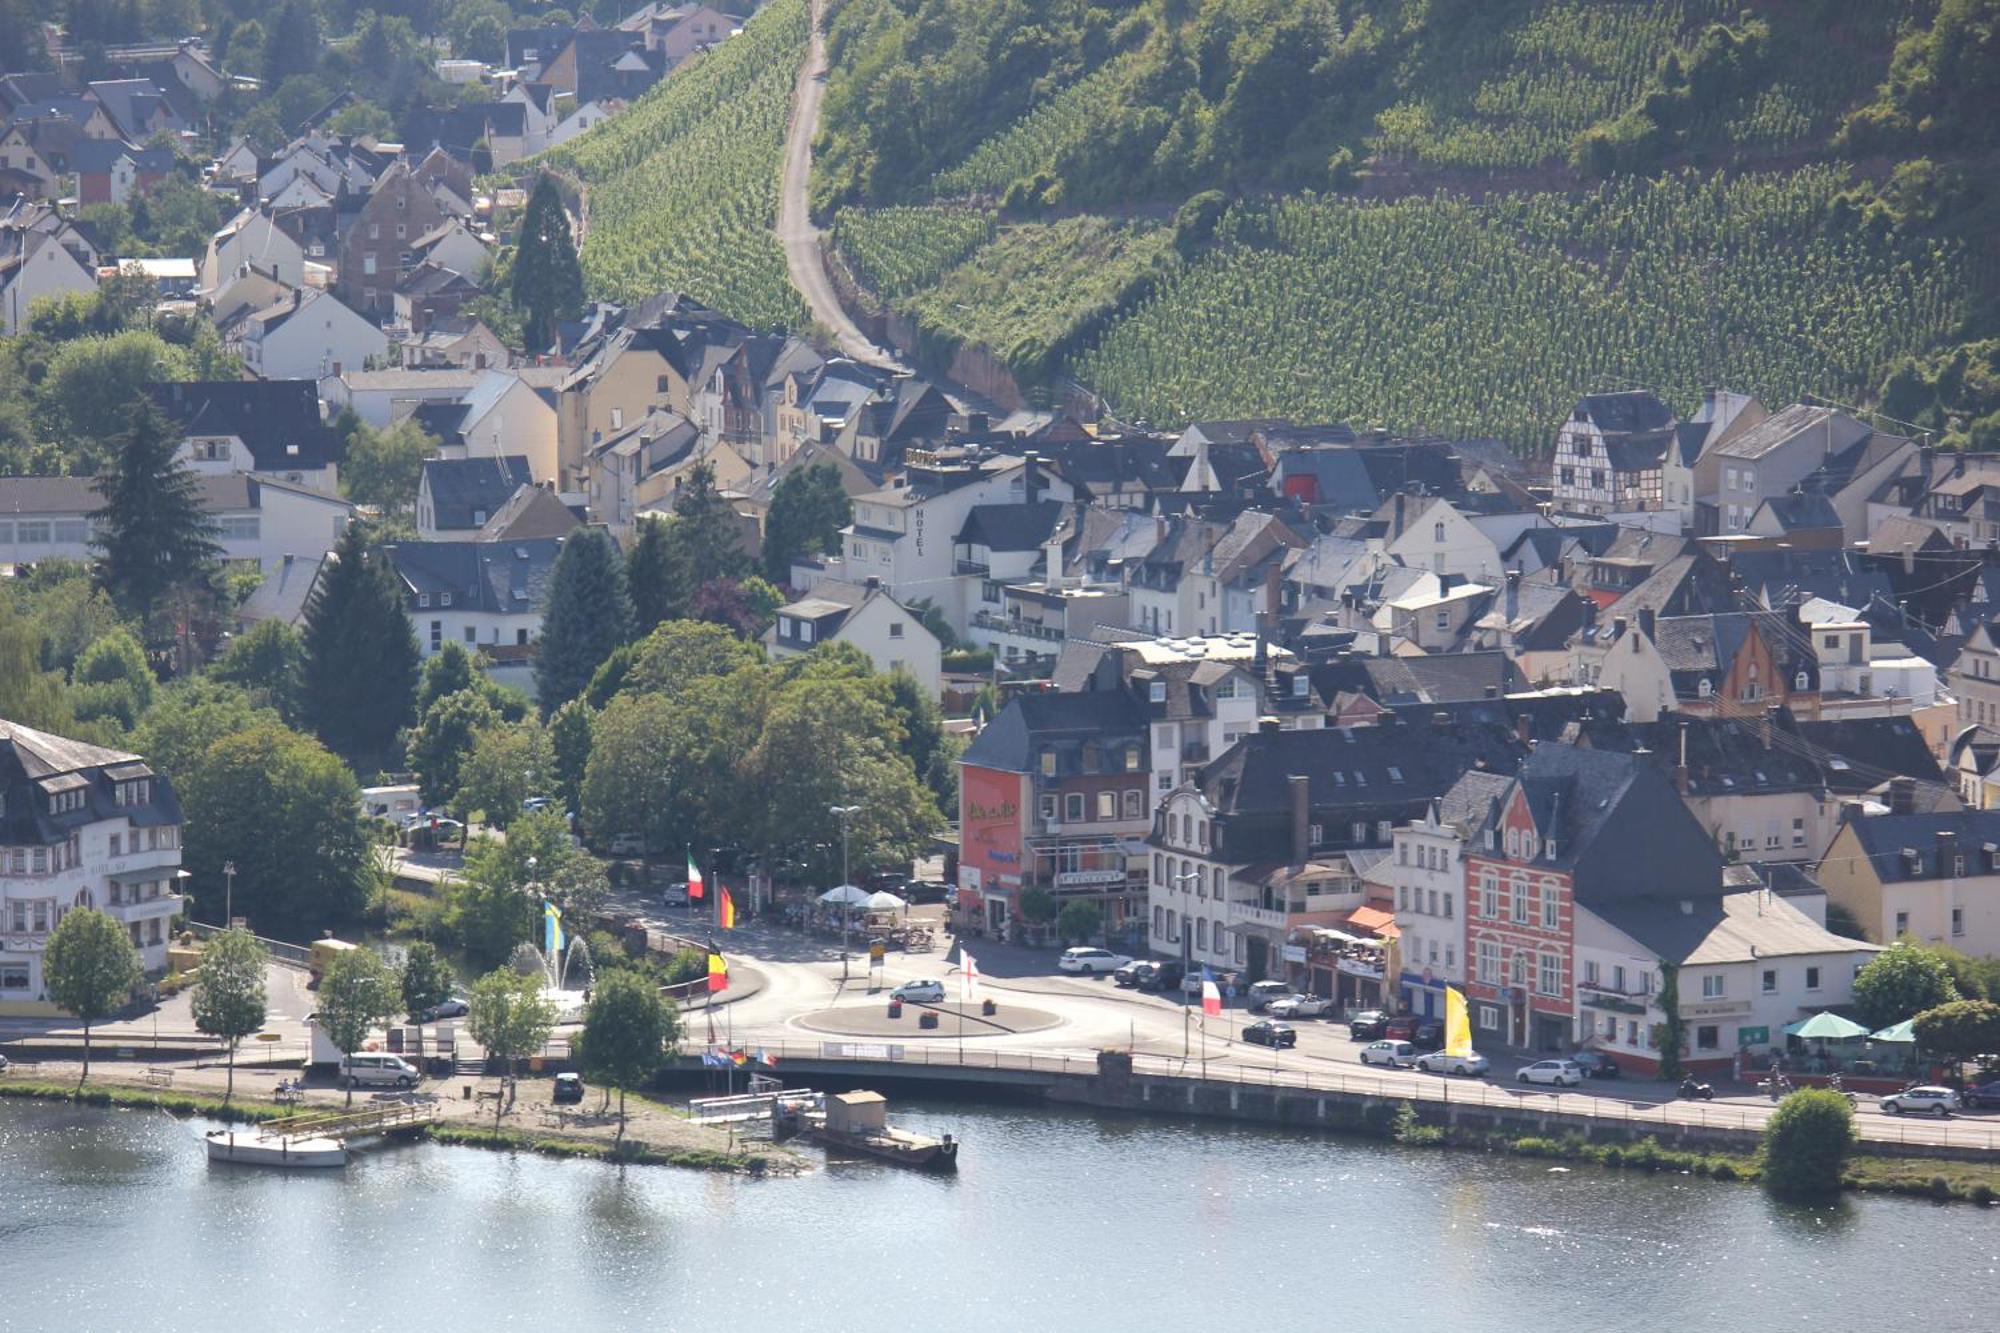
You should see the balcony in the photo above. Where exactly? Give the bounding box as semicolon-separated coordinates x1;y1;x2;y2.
1577;982;1649;1015
954;558;991;577
971;610;1064;643
1181;739;1210;764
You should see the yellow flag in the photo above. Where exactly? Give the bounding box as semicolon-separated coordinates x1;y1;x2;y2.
1444;985;1473;1057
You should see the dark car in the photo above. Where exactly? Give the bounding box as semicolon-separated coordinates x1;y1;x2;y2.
1571;1051;1621;1079
1383;1015;1420;1043
1411;1021;1445;1053
903;880;951;904
418;997;469;1022
1113;960;1154;988
1242;1020;1298;1049
1964;1079;2000;1110
1142;961;1186;993
1349;1010;1389;1040
552;1072;585;1105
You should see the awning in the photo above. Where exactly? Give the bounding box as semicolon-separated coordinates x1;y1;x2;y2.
1784;1011;1869;1040
1868;1019;1918;1043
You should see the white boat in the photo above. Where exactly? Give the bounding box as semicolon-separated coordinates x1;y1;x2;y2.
204;1127;348;1169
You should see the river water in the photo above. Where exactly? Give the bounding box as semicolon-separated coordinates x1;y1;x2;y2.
2;1098;1993;1332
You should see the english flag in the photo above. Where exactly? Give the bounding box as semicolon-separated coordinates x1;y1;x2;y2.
962;949;980;1004
1200;966;1222;1018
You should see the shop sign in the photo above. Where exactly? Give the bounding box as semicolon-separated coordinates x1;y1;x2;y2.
1280;945;1307;964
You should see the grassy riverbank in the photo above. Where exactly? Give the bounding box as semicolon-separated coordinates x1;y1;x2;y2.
0;1079;290;1122
424;1123;790;1175
1397;1114;2000;1206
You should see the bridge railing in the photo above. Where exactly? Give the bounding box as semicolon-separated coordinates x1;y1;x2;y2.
184;922;312;969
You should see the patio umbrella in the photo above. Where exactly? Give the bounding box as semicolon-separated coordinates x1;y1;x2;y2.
1868;1019;1918;1043
818;884;867;906
863;890;908;913
1785;1011;1869;1040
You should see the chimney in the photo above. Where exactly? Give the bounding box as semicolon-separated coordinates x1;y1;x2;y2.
1758;704;1775;751
1889;775;1917;816
1258;716;1281;734
1515;711;1533;745
1393;493;1406;539
1023;452;1041;506
1675;721;1690;796
1903;542;1915;576
1289;774;1310;867
1044;533;1064;590
1612;615;1628;639
1638;608;1656;640
1939;829;1959;877
864;575;880;593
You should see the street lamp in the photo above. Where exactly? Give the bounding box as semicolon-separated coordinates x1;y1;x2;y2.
223;861;236;928
829;804;861;983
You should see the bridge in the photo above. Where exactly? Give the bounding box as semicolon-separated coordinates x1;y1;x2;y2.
255;1100;440;1144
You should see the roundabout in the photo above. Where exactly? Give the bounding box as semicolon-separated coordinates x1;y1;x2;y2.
792;999;1065;1040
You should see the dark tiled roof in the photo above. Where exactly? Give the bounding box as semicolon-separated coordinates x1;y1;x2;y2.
1841;810;2000;882
421;456;534;531
382;536;563;615
0;718;179;845
146;380;343;472
1575;391;1674;436
959;690;1148;773
956;501;1064;553
1310;652;1523;706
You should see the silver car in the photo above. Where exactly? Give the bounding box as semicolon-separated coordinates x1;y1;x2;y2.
1880;1085;1959;1116
1266;994;1333;1019
1360;1039;1418;1068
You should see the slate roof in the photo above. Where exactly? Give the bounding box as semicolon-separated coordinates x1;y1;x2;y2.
146;380;343;472
1838;810;2000;883
382;536;563;615
0;718;180;845
959;690;1149;773
1574;391;1674;436
1792;716;1948;795
1591;890;1877;966
956;501;1065;553
420;456;534;531
1707;403;1841;462
1311;651;1523;706
477;485;580;541
1650;611;1813;692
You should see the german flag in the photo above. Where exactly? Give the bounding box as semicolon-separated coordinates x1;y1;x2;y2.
718;885;737;930
707;949;729;994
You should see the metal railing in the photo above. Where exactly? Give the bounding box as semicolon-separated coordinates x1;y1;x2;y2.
185;922;312;969
677;1039;2000;1153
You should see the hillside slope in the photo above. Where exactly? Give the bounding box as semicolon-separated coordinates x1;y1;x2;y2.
803;0;2000;445
537;0;809;330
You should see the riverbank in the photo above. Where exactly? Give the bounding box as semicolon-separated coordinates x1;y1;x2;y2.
0;1064;803;1176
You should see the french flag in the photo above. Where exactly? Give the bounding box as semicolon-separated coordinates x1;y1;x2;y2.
1200;967;1222;1017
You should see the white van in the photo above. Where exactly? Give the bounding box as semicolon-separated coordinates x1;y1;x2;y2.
340;1053;420;1089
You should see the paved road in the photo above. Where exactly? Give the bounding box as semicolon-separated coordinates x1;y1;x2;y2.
776;0;907;370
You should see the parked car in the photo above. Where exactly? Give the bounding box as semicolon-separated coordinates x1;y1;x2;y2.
662;881;690;907
1383;1016;1420;1042
1880;1085;1959;1116
606;833;646;856
1360;1040;1418;1068
1266;994;1333;1020
522;796;554;813
1963;1079;2000;1110
1517;1059;1583;1087
903;880;951;904
889;980;946;1004
339;1053;419;1089
1113;960;1154;988
1242;1020;1297;1049
552;1072;584;1105
1246;980;1295;1012
417;997;469;1022
1142;961;1186;993
1348;1010;1389;1040
0;1051;9;1072
1571;1051;1621;1079
1411;1020;1445;1052
1059;947;1133;975
1415;1050;1490;1077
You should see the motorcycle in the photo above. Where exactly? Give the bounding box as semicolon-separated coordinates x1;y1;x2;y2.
1677;1077;1714;1101
1827;1073;1859;1108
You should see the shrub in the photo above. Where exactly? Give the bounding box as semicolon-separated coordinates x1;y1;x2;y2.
1708;1159;1740;1181
1969;1184;1996;1206
1761;1087;1857;1200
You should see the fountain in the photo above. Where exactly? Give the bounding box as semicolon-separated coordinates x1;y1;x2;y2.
509;936;595;1021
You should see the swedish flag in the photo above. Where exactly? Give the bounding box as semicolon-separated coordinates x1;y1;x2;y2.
543;900;565;957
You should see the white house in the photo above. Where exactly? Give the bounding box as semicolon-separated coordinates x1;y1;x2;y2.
1391;777;1507;1019
1375;494;1503;581
0;473;353;576
0;721;185;1011
766;577;944;697
321;367;484;430
237;287;388;382
0;227;96;333
150;380;346;496
409;216;492;281
426;369;561;482
201;207;307;291
382;535;564;695
1571;611;1675;722
547;97;621;148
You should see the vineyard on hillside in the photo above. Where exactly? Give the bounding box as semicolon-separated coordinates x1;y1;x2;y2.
829;205;995;299
535;0;808;329
1071;168;1977;448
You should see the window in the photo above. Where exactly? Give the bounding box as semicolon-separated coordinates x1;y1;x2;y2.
1478;1004;1501;1032
1398;886;1409;912
1953;907;1966;937
363;253;377;275
463;626;476;643
1481;875;1498;919
1701;974;1725;1000
1148;680;1166;703
1041;752;1057;778
1541;888;1558;930
888;622;904;639
1762;969;1778;994
1696;1025;1720;1051
1477;940;1499;984
1513;883;1531;925
1894;911;1910;937
610;407;624;430
1805;966;1821;991
1309;823;1323;847
1064;793;1084;823
1537;952;1561;997
1443;892;1454;919
1196;918;1208;950
1792;817;1806;848
1096;791;1115;821
1433;522;1445;542
1583;959;1599;985
1350;822;1367;844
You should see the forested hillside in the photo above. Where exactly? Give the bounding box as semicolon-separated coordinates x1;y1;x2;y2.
802;0;2000;448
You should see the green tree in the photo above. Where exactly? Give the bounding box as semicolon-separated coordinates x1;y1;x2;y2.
761;463;853;584
457;717;553;828
467;966;558;1121
42;907;142;1082
190;927;269;1103
578;969;679;1141
1761;1087;1857;1201
1853;940;1961;1029
179;721;372;937
1911;999;2000;1075
328;99;394;139
302;522;420;764
1056;899;1101;944
43;331;193;455
535;526;633;714
69;628;155;733
666;461;751;589
317;945;401;1105
132;678;277;793
622;619;763;698
210;620;305;723
342;420;435;520
418;639;482;713
887;666;956;810
510;175;583;351
548;698;593;815
90;398;221;628
13;562;126;677
1655;961;1686;1083
0;598;72;734
409;688;499;809
627;514;686;633
1019;887;1056;926
399;940;457;1021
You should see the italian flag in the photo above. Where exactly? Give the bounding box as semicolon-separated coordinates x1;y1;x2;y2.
687;852;705;901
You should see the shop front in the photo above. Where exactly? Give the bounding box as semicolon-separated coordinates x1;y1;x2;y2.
1400;967;1446;1019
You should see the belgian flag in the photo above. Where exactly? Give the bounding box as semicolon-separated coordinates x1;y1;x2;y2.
707;949;729;994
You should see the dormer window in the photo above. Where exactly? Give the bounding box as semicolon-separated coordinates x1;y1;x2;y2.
1292;675;1308;698
1698;679;1713;698
440;592;452;608
1148;681;1166;703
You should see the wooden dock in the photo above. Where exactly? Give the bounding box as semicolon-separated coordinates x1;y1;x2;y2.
257;1100;440;1144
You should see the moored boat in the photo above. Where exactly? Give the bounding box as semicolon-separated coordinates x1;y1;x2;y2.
204;1127;348;1169
777;1090;958;1171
